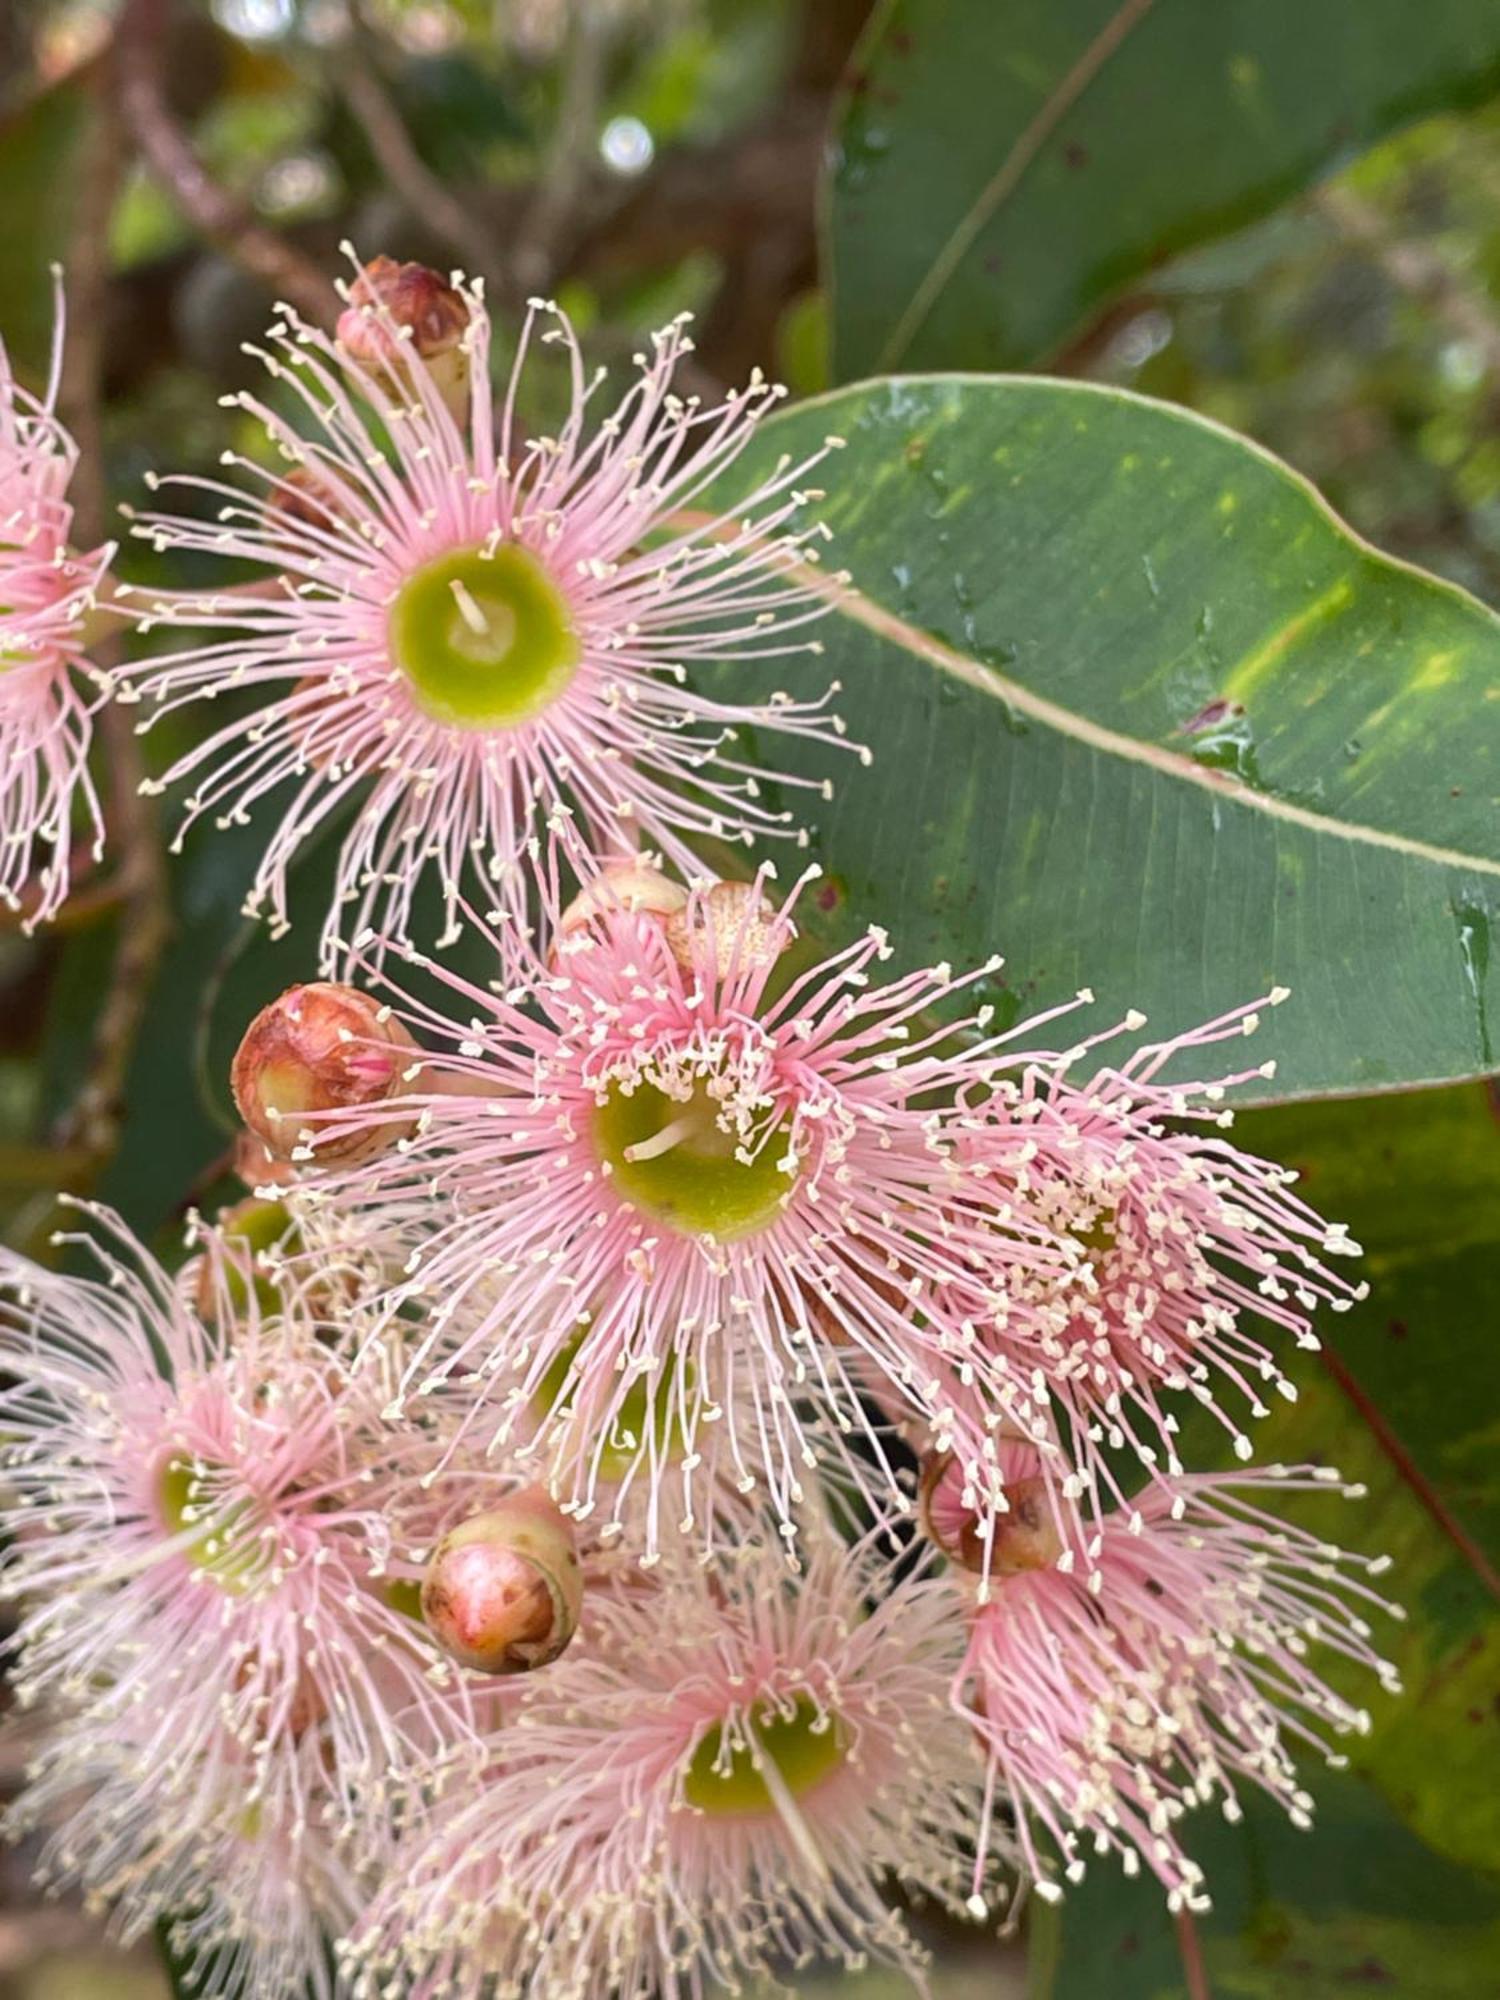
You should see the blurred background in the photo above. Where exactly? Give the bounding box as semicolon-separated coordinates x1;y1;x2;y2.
2;2;1499;1994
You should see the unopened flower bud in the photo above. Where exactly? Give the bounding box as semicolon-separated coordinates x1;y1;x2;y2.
337;255;471;419
231;982;418;1165
555;857;688;957
919;1451;1063;1578
421;1488;582;1675
664;880;790;983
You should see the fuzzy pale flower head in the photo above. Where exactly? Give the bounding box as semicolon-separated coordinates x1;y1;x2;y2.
124;256;855;968
954;1455;1401;1910
0;1204;482;1854
292;862;1077;1560
1;302;112;926
11;1708;366;2000
948;993;1366;1533
348;1533;1003;2000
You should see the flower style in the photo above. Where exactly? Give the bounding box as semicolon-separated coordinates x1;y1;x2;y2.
124;256;852;969
1;304;112;926
348;1533;999;2000
953;995;1366;1526
285;865;1081;1557
951;1454;1401;1909
0;1204;481;1855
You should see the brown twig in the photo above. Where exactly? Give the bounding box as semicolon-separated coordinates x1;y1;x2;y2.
100;92;826;395
97;0;865;396
0;866;126;934
511;6;613;296
338;9;504;290
59;714;174;1167
51;58;172;1178
115;0;336;327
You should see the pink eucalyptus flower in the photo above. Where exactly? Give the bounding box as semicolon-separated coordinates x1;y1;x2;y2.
955;1458;1400;1910
293;866;1080;1558
13;1711;364;2000
0;307;111;926
0;1204;481;1855
124;267;852;968
348;1533;1001;2000
957;994;1366;1527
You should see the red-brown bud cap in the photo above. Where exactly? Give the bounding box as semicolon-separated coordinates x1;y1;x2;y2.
918;1450;1063;1578
664;880;790;983
337;255;471;417
231;982;417;1166
421;1488;582;1676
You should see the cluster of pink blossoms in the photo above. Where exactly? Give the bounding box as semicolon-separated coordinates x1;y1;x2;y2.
0;257;1401;1998
0;294;113;926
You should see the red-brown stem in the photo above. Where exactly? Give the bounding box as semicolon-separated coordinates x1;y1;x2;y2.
1175;1907;1212;2000
116;0;336;327
339;7;503;289
1319;1336;1500;1604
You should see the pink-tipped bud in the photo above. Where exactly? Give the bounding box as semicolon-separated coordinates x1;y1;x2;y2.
664;880;790;983
556;858;688;947
421;1488;582;1676
231;982;417;1165
919;1451;1063;1578
337;255;471;418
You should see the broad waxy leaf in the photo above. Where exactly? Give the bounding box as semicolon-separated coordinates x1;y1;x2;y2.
1234;1087;1500;1876
1029;1080;1500;1994
1242;1086;1500;1572
827;0;1500;378
1028;1777;1500;2000
699;375;1500;1100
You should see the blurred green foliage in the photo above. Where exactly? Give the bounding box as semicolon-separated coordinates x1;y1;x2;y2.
1105;103;1500;606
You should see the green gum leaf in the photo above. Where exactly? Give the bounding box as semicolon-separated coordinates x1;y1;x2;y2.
697;377;1500;1099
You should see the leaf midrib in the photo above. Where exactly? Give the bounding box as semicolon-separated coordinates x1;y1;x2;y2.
732;371;1500;882
830;566;1500;880
868;0;1163;371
